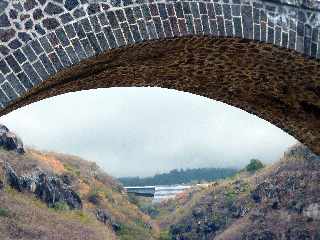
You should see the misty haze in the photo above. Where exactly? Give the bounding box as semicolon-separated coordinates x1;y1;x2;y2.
0;87;297;177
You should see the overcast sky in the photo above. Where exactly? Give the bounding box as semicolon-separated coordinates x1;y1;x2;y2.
0;87;297;177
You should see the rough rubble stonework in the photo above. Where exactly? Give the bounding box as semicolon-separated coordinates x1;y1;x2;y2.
0;0;319;153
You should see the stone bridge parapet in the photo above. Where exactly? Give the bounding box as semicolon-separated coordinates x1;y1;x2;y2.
0;0;319;109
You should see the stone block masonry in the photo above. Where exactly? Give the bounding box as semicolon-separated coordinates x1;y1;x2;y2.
0;0;319;156
0;0;319;109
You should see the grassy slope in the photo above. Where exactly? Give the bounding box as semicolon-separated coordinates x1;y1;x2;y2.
0;148;159;240
155;144;320;239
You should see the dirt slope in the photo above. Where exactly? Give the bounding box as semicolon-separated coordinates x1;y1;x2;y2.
0;147;159;240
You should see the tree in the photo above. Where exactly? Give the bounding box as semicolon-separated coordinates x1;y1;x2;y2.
245;159;264;173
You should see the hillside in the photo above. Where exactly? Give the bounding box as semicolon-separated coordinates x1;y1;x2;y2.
1;124;319;240
153;144;320;239
118;168;238;186
0;126;159;240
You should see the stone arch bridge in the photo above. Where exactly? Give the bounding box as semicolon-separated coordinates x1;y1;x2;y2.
0;0;319;153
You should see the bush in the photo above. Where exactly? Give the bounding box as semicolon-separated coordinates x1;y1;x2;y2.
159;230;171;240
245;159;264;173
88;191;101;205
127;193;139;205
53;202;70;211
140;205;160;218
0;208;9;217
88;187;105;205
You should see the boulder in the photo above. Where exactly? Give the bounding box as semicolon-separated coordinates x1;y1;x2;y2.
111;222;121;232
96;209;121;232
230;203;249;218
0;124;24;154
251;191;262;203
4;161;22;191
96;208;111;224
34;172;82;209
192;207;204;218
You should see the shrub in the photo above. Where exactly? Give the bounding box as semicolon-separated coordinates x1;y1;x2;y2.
140;205;160;218
53;202;70;211
159;230;171;240
63;163;80;177
127;193;139;205
0;208;9;217
88;192;101;205
88;187;105;205
245;159;264;173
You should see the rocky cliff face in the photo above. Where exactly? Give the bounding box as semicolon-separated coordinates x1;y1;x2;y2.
0;124;81;210
0;125;24;154
4;161;82;209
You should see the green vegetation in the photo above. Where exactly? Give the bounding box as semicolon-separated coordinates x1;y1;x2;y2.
0;207;9;217
225;188;237;203
119;167;238;186
63;163;81;177
159;230;172;240
127;193;160;217
245;159;264;173
87;188;102;205
127;192;139;205
116;222;154;240
53;202;70;211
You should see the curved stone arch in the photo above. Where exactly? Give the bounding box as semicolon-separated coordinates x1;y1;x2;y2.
0;0;319;153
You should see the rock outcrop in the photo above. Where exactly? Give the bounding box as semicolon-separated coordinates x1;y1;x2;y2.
96;209;121;232
161;144;320;240
0;124;24;154
4;161;82;209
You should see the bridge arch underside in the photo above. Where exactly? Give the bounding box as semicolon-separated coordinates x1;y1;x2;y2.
2;36;320;154
0;0;319;153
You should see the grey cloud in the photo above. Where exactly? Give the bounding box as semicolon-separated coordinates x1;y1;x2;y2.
0;87;297;177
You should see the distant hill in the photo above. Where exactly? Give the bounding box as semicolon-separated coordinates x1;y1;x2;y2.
118;167;238;186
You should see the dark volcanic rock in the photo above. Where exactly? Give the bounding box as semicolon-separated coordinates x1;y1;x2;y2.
4;162;22;191
0;179;3;190
242;230;277;240
35;172;82;209
96;209;121;232
0;124;24;153
88;193;101;205
96;208;111;224
4;161;82;209
286;227;312;240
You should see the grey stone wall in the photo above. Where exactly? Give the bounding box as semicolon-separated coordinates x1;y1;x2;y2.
0;0;319;109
